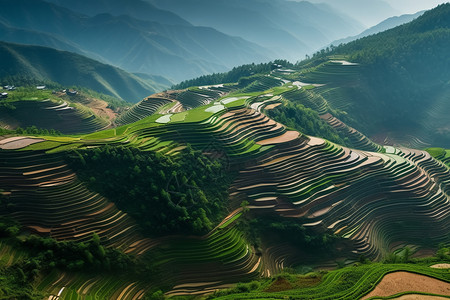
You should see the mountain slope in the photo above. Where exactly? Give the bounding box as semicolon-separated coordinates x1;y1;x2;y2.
0;0;272;82
150;0;364;61
298;4;450;148
331;11;424;46
0;41;161;102
46;0;191;25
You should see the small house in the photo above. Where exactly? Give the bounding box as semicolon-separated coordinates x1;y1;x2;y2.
0;92;8;99
36;85;46;90
66;89;78;96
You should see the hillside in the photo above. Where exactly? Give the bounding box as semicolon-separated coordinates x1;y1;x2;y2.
0;61;449;298
0;41;165;103
174;4;450;149
46;0;191;25
331;10;424;46
305;3;450;148
0;85;131;134
0;0;272;82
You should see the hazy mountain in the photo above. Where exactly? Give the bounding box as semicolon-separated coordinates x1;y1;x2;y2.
0;41;165;102
149;0;364;61
45;0;191;25
0;20;107;63
305;0;400;27
0;0;272;82
331;11;425;46
386;0;447;14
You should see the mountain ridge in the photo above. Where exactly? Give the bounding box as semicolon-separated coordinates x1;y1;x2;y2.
0;40;165;102
331;10;425;46
0;0;273;82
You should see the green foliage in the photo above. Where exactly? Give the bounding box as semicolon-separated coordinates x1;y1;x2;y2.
68;146;234;236
0;217;20;238
14;125;62;136
241;217;341;254
146;290;165;300
300;4;450;147
0;263;44;299
211;259;450;300
267;102;350;147
21;233;134;272
0;41;156;102
173;60;294;89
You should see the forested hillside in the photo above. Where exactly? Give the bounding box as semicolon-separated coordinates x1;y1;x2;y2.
0;41;161;102
323;3;450;147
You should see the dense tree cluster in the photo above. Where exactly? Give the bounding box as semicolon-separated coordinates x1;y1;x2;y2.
267;102;350;147
0;218;141;299
22;233;133;272
68;146;233;236
172;60;294;89
15;126;62;136
242;217;341;253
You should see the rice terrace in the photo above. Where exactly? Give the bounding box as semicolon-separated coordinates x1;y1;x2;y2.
0;1;449;299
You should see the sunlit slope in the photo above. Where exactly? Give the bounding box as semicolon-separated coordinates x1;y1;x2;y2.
297;4;450;148
0;41;160;102
0;100;109;135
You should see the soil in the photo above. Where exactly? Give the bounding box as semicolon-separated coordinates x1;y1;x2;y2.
257;131;300;145
85;98;117;121
0;137;44;149
361;272;450;300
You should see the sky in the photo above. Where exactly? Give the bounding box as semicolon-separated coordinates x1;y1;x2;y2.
387;0;449;14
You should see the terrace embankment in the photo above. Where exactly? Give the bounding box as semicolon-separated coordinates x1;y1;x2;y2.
361;271;450;299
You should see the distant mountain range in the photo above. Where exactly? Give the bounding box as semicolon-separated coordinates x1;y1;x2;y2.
0;0;274;82
148;0;364;62
0;41;165;102
0;0;430;87
0;0;368;83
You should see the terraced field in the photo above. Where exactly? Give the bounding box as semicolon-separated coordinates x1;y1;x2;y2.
292;58;450;149
0;99;109;134
213;263;450;300
320;113;382;152
427;148;450;167
0;150;143;251
116;86;234;126
0;70;449;298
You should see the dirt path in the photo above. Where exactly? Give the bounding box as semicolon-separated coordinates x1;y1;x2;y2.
361;272;450;300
